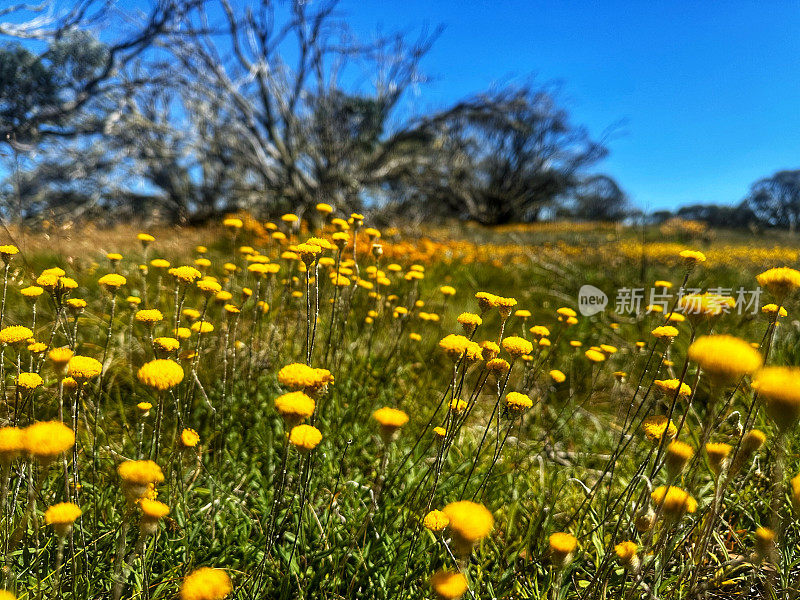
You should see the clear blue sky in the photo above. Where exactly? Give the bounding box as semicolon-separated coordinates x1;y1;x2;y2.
336;0;800;212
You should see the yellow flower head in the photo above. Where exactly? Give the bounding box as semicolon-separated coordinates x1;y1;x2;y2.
665;440;694;475
757;267;800;299
181;428;200;448
137;233;155;243
449;398;467;413
430;571;468;600
679;249;706;266
653;379;692;398
584;349;605;363
16;372;43;390
98;273;126;289
197;279;222;295
373;407;409;438
486;358;510;374
45;502;82;536
180;567;232;600
118;460;164;499
505;391;533;414
442;500;493;554
277;363;334;393
456;312;482;333
67;356;102;380
169;266;202;284
274;391;315;424
423;509;450;532
289;424;322;452
153;337;180;353
687;335;762;383
438;334;482;362
752;366;800;432
0;427;24;463
705;442;732;476
641;415;677;443
0;245;19;260
150;258;170;269
651;325;679;340
480;341;500;361
191;321;214;334
761;303;788;319
614;541;639;570
223;217;243;229
529;325;550;339
549;369;566;383
439;285;456;297
316;202;333;215
651;485;697;517
21;286;43;300
549;532;578;567
0;325;33;345
137;359;184;390
135;309;164;324
24;421;75;461
501;336;533;358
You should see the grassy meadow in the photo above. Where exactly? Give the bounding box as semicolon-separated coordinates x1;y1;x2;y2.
0;213;799;600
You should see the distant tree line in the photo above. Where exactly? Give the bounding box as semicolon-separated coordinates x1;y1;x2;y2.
1;1;798;229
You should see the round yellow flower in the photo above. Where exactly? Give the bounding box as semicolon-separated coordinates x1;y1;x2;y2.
438;334;482;362
0;245;19;260
430;571;468;600
756;267;800;299
641;415;677;443
549;369;566;383
277;363;334;392
24;421;75;461
181;428;200;448
98;273;126;289
0;325;33;345
274;391;315;424
153;337;180;352
150;258;171;269
651;325;679;340
169;266;202;284
316;202;333;215
118;460;165;499
137;359;184;390
501;336;533;358
0;427;24;463
614;541;639;570
288;424;322;452
67;356;103;381
442;500;494;554
665;440;694;475
439;285;456;297
584;349;605;363
505;391;533;414
423;509;450;532
373;407;409;439
653;379;691;398
679;249;706;265
20;286;43;299
44;502;82;536
687;335;762;383
135;309;164;324
456;312;482;333
651;485;697;517
180;567;232;600
16;372;42;390
223;217;243;228
549;532;578;567
705;442;732;476
752;367;800;432
191;321;214;334
138;233;155;243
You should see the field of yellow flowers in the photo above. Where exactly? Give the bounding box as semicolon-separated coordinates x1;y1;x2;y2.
0;210;799;600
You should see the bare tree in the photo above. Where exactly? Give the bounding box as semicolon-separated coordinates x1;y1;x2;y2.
169;0;442;216
744;169;800;232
